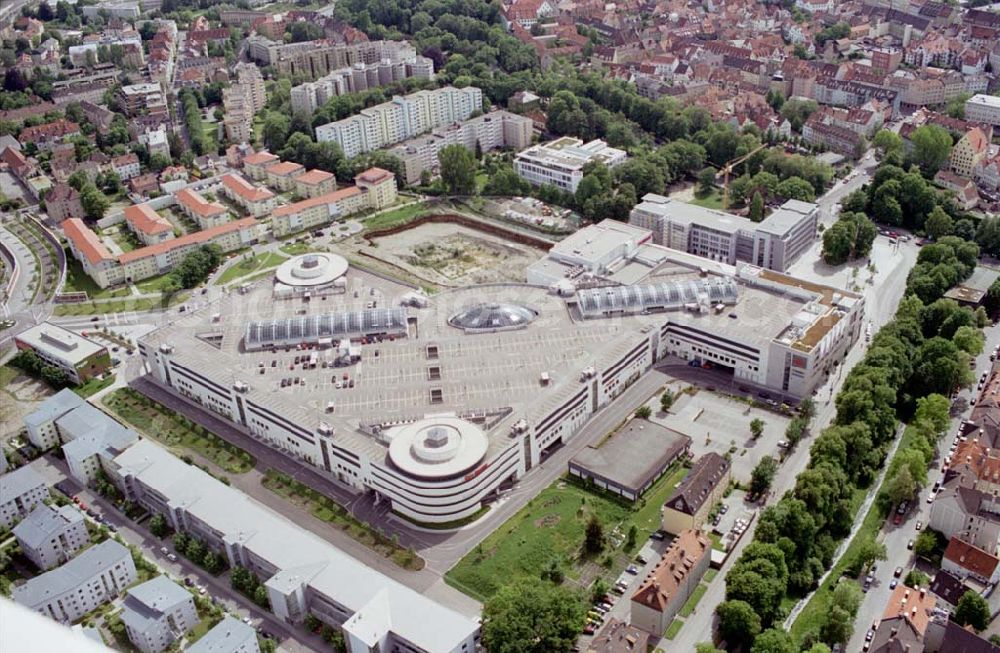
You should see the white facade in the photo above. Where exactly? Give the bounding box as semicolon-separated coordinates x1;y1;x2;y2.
121;576;199;653
0;465;49;529
13;504;90;571
315;86;483;158
514;138;627;193
12;540;137;624
186;616;259;653
966;94;1000;127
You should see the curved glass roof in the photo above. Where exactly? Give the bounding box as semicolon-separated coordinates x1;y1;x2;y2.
244;308;407;349
577;277;739;317
449;302;538;332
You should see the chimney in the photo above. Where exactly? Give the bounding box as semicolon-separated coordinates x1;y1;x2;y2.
919;588;926;598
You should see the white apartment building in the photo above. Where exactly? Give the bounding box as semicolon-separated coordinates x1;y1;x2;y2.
290;55;435;115
0;465;49;529
121;576;199;653
315;86;483;158
186;616;259;653
23;389;86;450
387;110;533;184
223;84;254;144
12;540;137;624
514;138;627;193
13;504;90;571
234;62;266;113
965;94;1000;126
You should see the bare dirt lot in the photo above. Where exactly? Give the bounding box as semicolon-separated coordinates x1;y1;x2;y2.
367;222;545;286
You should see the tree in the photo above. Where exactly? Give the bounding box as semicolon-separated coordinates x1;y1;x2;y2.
660;390;674;412
696;645;725;653
885;466;917;506
750;629;796;653
253;584;270;608
822;221;853;265
820;605;853;646
717;599;761;643
438;144;477;195
910;125;952;177
750;457;778;496
262;112;290;153
953;591;990;632
953;325;985;357
749;191;764;222
913;530;943;559
697;167;717;196
924;206;954;240
481;578;585;653
149;514;168;538
873;130;903;158
831;579;863;617
775;176;815;202
590;578;609;604
626;524;638;550
750;418;766;439
903;570;929;587
584;516;604;554
635;405;652;419
852;534;887;573
80;184;109;220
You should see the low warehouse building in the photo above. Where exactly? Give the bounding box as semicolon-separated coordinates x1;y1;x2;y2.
568;419;690;501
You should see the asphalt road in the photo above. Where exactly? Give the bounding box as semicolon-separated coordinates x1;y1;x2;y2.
844;317;1000;653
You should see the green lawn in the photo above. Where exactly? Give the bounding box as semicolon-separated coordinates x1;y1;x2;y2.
135;273;178;294
631;464;689;538
361;202;431;232
678;583;708;618
690;189;725;210
262;469;424;571
63;257;131;299
445;481;634;602
215;252;288;285
74;374;115;398
664;619;684;640
52;293;189;316
103;388;256;474
278;242;322;256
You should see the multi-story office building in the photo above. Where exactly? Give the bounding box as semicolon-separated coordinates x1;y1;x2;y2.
965;94;1000;126
628;195;819;273
12;540;137;623
13;504;90;571
290;55;435;115
387;110;533;184
13;323;111;384
315;86;483;158
121;576;199;653
0;465;49;529
107;440;480;653
513;138;627;193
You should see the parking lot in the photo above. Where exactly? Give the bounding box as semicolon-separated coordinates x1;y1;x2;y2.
649;385;792;482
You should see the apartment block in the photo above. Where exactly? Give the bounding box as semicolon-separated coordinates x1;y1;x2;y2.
290;55;435;115
175;188;229;230
242;151;280;180
315;86;483;158
514;138;627;193
630;529;710;635
270;168;397;237
0;465;49;529
233;62;266;113
628;195;818;273
223;84;254;145
388;110;533;185
117;83;167;117
220;173;275;217
186;616;259;653
293;169;337;198
44;183;83;222
12;540;137;624
950;128;989;178
13;504;90;571
965;94;1000;126
124;204;174;246
248;37;424;81
121;576;199;653
264;161;305;192
661;453;731;534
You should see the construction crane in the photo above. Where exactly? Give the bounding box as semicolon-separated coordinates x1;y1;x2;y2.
714;143;767;210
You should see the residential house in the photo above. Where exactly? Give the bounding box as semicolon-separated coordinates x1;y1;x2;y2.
19;120;81;151
660;453;731;534
220;173;275;218
124;204;175;246
112;153;141;181
629;529;710;636
951;128;990;178
44;183;84;222
0;465;49;529
587;619;649;653
12;504;90;571
186;616;259;653
929;479;1000;554
121;576;199;653
869;585;939;653
942;536;1000;585
934;170;981;209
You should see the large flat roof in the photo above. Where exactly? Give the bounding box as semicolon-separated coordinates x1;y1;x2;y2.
633;195;751;235
15;322;106;364
550;219;651;262
570;419;690;493
12;540;130;608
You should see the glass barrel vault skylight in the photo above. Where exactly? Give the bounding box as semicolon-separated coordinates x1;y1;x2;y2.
576;278;739;317
243;308;408;350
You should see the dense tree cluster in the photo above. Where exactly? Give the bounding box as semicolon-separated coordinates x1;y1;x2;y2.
10;349;71;388
178;87;213;156
161;245;223;294
481;578;585;653
822;212;877;265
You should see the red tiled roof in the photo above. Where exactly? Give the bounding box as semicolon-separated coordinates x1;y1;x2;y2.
175;187;227;218
221;173;274;202
882;584;937;636
272;186;361;218
354;167;394;185
267;161;304;176
295;169;334;185
944;537;999;579
243;151;279;166
118;217;257;264
124;203;173;235
20;119;80;142
631;529;709;613
63;218;113;265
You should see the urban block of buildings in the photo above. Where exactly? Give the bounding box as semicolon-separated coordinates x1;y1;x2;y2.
513;137;628;193
315;86;484;158
12;539;137;624
290;53;435;116
628;195;820;273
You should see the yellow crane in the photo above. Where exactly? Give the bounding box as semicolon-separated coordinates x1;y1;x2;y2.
714;143;767;210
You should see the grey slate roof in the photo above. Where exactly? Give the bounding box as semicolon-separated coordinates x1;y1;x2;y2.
12;540;129;607
0;465;47;502
186;616;256;653
23;389;85;428
12;503;84;550
57;403;138;461
120;576;193;634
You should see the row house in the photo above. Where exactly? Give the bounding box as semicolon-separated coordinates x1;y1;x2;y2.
19;120;81;152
